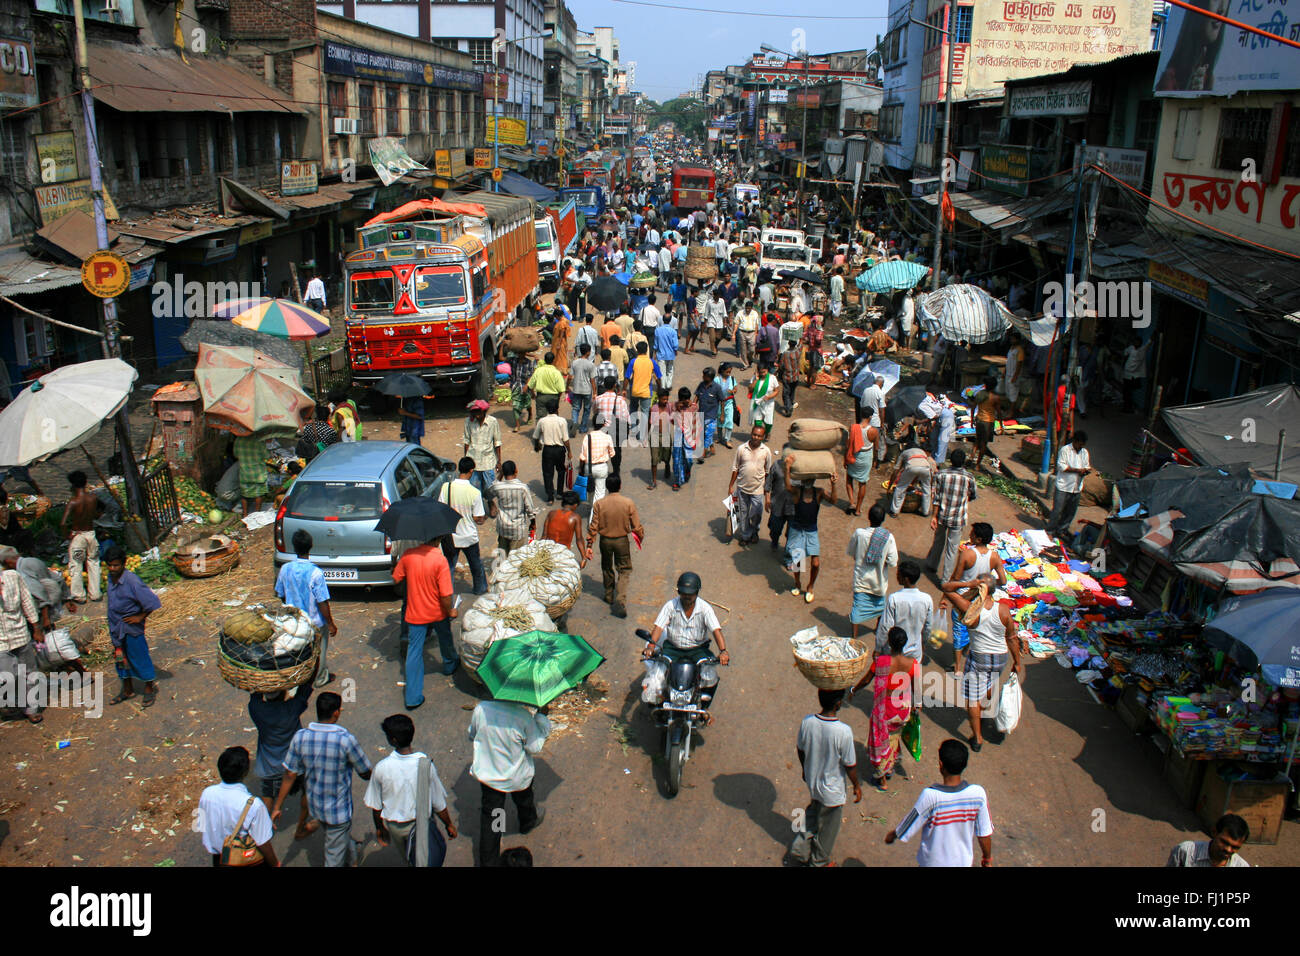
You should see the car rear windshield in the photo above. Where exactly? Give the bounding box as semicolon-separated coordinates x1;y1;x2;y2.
287;481;382;520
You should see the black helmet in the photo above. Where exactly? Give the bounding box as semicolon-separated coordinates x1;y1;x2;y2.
676;572;701;595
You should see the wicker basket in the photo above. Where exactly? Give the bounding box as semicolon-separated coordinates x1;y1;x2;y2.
792;639;871;690
683;245;718;281
218;639;319;693
629;273;657;290
8;495;50;521
173;540;241;578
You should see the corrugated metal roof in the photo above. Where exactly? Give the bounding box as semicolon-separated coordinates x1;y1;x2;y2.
89;45;301;114
0;245;83;296
112;211;267;244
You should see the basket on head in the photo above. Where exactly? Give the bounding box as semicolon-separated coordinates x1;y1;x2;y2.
217;641;319;693
792;639;871;690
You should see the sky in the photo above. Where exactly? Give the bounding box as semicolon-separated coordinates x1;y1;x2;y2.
565;0;892;105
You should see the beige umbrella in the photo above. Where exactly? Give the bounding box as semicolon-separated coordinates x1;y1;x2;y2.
193;343;313;437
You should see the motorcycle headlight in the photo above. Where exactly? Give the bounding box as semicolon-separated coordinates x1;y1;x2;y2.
699;662;718;687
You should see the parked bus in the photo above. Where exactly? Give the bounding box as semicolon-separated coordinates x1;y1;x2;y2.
342;192;539;400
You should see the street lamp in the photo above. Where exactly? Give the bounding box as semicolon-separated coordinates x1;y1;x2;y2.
761;42;812;230
491;29;553;191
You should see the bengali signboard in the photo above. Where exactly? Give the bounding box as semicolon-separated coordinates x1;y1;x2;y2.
1008;79;1092;117
473;148;493;169
321;41;481;91
980;145;1030;197
434;148;467;179
34;179;119;226
486;117;527;147
966;0;1153;94
35;131;78;184
1155;0;1293;96
280;159;318;196
1079;144;1146;189
1148;259;1208;306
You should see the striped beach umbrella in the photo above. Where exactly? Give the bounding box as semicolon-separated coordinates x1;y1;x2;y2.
854;259;929;293
477;630;605;708
212;298;330;341
917;284;1013;345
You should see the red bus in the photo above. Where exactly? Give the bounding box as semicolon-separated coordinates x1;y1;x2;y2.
670;164;715;213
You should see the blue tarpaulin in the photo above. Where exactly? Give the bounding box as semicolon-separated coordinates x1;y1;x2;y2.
498;172;556;202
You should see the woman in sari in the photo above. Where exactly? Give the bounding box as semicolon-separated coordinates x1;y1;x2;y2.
717;362;739;448
550;306;572;375
509;354;536;432
670;387;698;490
748;361;777;437
852;626;919;789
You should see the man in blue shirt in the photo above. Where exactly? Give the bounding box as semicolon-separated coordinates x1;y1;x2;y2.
275;529;337;689
249;686;310;811
694;366;726;461
654;320;679;392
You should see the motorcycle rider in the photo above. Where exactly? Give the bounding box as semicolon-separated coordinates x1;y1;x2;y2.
641;572;730;719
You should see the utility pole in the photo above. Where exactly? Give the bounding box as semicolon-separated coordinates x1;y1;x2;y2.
72;0;149;537
930;0;956;292
1063;162;1101;448
796;53;810;231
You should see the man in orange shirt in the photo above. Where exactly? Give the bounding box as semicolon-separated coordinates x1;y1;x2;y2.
392;536;459;710
601;314;622;351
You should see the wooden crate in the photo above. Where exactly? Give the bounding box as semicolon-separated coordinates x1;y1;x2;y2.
1163;746;1207;809
1195;767;1288;845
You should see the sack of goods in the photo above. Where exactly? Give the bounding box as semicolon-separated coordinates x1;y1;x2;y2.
457;590;556;683
503;327;542;355
217;602;319;692
787;448;837;481
787;418;848;452
490;539;583;619
35;628;81;670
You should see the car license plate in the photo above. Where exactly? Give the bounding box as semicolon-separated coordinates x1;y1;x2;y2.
322;568;358;581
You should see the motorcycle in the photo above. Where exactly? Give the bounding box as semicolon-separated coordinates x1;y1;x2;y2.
636;628;719;797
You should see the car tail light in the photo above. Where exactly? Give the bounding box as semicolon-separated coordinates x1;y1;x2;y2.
274;502;287;552
380;492;392;552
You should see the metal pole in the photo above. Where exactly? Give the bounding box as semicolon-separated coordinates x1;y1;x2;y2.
491;95;499;192
797;54;809;231
1063;163;1101;444
930;0;956;292
1277;429;1287;481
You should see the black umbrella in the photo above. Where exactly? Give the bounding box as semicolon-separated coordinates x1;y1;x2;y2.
374;496;461;542
886;386;930;427
586;275;629;313
777;268;826;287
373;372;431;398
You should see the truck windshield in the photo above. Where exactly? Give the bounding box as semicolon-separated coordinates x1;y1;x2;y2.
766;245;809;262
535;223;552;249
414;268;468;308
349;274;395;311
570;189;598;206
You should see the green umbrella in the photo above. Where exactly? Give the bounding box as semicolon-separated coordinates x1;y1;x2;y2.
477;630;605;708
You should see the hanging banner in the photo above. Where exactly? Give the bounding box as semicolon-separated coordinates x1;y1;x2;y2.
979;145;1030;198
1008;80;1092;117
368;137;427;187
280;159;319;196
1155;0;1292;96
322;40;482;91
1079;144;1146;190
34;179;120;225
35;131;78;184
486;117;527;146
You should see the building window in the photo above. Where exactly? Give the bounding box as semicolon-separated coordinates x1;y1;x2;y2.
1283;106;1300;177
953;5;973;44
1214;107;1270;171
213;117;232;172
328;80;348;132
386;86;401;134
467;39;493;65
15;315;54;366
0;117;27;181
432;39;458;52
239;116;272;168
187;118;204;175
359;84;376;135
460;91;470;135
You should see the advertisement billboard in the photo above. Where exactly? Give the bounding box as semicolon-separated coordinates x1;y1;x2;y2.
1155;0;1293;96
966;0;1153;94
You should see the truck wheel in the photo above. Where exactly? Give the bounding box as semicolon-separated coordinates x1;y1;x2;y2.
472;354;494;400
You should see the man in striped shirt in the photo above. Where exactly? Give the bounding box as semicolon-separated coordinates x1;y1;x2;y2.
486;460;537;554
593;383;630;477
885;738;993;867
926;449;977;582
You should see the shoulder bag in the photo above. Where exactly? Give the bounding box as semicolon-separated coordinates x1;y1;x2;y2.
219;797;264;867
572;434;591;502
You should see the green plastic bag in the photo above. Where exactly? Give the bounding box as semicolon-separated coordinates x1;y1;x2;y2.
901;711;922;762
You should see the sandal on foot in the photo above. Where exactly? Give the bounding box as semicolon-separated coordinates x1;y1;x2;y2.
109;691;135;706
26;713;44;724
804;592;815;604
790;587;802;596
142;690;157;708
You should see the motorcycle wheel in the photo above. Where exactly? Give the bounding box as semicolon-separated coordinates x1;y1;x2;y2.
665;720;685;798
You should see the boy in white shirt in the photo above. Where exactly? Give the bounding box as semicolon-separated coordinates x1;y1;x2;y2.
886;738;993;867
365;714;457;862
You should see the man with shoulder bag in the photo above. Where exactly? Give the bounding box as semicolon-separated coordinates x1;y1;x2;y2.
199;746;280;866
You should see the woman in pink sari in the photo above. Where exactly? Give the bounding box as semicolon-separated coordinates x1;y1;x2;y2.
852;626;919;789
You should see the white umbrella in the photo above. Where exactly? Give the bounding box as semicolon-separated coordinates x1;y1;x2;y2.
917;284;1014;345
0;358;138;466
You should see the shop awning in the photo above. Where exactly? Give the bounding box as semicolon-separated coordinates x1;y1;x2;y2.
917;188;1073;233
88;45;300;114
1164;385;1300;485
0;244;83;296
498;171;556;202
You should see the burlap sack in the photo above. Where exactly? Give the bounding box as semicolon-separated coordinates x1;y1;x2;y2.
788;418;848;452
787;449;837;481
503;327;542;354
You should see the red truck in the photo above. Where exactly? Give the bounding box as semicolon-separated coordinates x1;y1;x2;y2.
535;197;578;292
670;164;716;214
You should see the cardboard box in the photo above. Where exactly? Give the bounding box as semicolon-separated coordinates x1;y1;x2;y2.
1195;766;1287;845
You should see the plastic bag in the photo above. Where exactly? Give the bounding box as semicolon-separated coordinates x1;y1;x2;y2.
641;660;668;703
901;710;922;762
995;672;1022;734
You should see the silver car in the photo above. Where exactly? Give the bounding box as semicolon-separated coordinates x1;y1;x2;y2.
273;441;455;588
